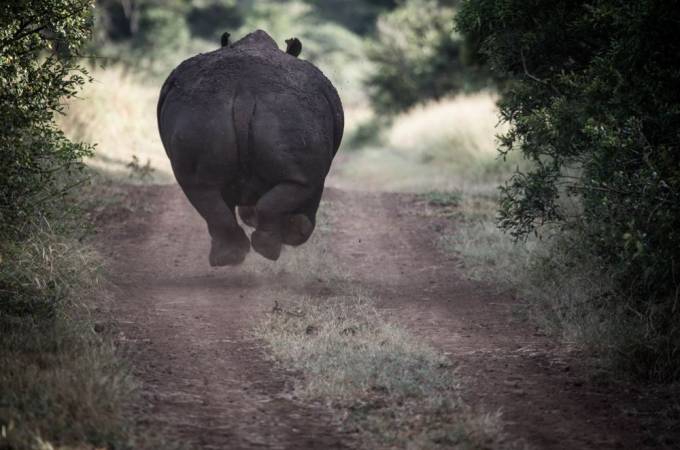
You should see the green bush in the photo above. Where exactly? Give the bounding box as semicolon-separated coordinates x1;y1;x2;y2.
235;1;368;105
133;3;190;54
92;0;371;91
93;0;193;73
1;0;93;238
187;0;242;40
302;0;397;35
366;0;486;114
457;0;680;381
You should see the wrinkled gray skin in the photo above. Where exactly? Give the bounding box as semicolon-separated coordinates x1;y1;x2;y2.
157;30;343;265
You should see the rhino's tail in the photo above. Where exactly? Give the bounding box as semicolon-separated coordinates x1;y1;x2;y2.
232;91;256;176
157;68;176;129
322;88;344;155
156;68;180;157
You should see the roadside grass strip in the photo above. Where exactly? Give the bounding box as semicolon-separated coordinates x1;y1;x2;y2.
256;289;507;449
0;229;134;449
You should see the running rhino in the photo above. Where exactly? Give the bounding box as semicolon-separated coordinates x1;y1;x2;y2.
157;30;343;265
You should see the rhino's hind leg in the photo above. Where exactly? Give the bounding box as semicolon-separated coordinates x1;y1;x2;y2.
251;183;315;260
180;184;250;266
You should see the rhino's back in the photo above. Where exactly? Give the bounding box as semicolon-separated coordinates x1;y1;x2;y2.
159;45;343;152
166;47;329;109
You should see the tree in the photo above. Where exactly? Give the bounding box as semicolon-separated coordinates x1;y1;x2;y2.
457;0;680;380
0;0;93;237
302;0;397;35
94;0;192;58
366;0;486;114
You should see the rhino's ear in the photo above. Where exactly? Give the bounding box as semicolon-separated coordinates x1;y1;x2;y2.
221;31;231;48
285;38;302;57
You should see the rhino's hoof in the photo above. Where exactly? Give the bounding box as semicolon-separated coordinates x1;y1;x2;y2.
282;214;313;246
209;236;250;266
209;250;246;267
251;230;282;261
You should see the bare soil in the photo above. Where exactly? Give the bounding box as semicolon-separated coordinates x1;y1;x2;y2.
97;184;676;450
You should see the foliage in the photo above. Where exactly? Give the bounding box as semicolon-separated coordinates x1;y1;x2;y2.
457;0;680;380
93;0;195;70
0;0;94;237
235;1;369;105
186;0;242;40
302;0;398;35
92;0;371;100
94;0;241;49
339;93;510;192
366;0;487;114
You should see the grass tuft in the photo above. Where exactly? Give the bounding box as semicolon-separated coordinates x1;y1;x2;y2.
257;290;508;449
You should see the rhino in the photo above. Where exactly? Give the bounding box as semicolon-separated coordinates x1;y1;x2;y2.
157;30;344;265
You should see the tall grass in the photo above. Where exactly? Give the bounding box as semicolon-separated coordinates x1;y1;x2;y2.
334;92;513;192
0;219;137;449
59;65;173;183
442;215;680;381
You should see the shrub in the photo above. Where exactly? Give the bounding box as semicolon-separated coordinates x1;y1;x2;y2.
93;0;194;74
302;0;397;35
456;0;680;380
235;1;368;105
187;0;242;41
0;0;93;238
366;0;487;114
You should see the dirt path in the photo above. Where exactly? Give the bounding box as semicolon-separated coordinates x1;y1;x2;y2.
325;189;657;450
100;185;662;449
101;186;348;450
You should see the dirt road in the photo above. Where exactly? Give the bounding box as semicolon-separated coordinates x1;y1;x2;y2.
100;185;663;449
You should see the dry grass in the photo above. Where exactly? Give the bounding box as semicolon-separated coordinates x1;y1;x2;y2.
0;225;135;449
59;65;173;183
332;92;514;193
257;291;508;449
435;199;650;374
